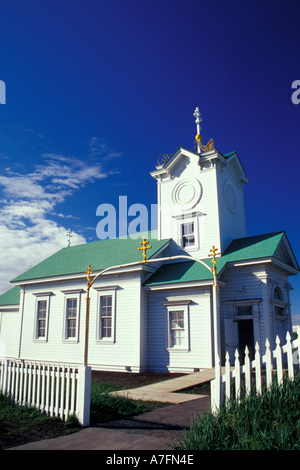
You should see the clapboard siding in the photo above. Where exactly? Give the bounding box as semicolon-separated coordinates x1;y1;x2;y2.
17;274;144;372
159;160;221;260
219;263;292;361
0;310;20;358
265;266;293;348
216;165;247;253
146;286;212;372
219;265;265;359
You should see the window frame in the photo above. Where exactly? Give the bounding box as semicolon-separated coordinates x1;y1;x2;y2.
163;300;191;352
33;292;52;342
174;212;200;252
181;221;195;249
61;289;82;343
271;286;288;320
95;286;118;344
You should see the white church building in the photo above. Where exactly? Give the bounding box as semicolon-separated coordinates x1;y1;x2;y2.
0;109;298;373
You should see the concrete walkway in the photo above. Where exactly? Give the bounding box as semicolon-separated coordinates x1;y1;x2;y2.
110;368;216;403
9;369;216;450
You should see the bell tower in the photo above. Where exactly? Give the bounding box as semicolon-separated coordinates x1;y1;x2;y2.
150;108;249;259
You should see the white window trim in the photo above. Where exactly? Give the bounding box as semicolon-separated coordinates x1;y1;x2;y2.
33;292;52;342
95;286;118;344
173;212;200;252
163;300;191;352
61;289;83;343
271;283;290;321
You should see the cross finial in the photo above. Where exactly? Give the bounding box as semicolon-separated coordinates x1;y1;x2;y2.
85;264;93;284
66;228;73;247
193;107;202;153
208;245;220;277
193;107;202;127
138;238;152;263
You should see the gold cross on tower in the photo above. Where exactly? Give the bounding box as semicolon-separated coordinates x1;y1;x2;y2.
208;245;220;277
138;238;152;263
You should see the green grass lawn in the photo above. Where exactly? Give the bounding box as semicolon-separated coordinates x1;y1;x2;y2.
174;370;300;450
0;379;167;450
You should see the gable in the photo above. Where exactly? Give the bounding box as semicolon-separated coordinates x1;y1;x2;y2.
150;147;200;181
219;231;299;274
273;233;299;271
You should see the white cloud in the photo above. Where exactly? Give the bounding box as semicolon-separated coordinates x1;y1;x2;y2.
0;146;121;295
88;137;123;161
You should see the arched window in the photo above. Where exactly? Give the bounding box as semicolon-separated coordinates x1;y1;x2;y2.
273;287;284;316
273;287;282;301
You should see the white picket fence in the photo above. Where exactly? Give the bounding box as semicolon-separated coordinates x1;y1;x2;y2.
211;326;300;413
0;360;91;426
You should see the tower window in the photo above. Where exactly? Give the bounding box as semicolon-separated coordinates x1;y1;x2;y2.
181;222;195;248
273;287;285;316
273;287;282;301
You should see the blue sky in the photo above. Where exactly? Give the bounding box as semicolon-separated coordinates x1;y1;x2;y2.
0;0;300;323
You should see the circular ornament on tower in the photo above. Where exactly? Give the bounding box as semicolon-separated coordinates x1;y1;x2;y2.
224;179;237;213
172;178;202;210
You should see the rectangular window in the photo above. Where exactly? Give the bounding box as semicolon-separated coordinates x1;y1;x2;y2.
66;298;77;338
100;295;113;339
96;287;117;343
165;301;190;351
33;292;52;341
37;300;47;338
169;310;185;347
181;222;195;248
61;289;82;342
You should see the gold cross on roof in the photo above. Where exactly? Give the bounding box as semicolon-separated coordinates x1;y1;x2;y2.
138;238;152;263
85;264;93;283
208;245;220;277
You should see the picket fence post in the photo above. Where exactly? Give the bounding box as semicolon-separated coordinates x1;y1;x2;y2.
294;326;300;365
254;342;262;395
283;331;294;380
234;349;241;401
274;336;283;385
264;339;273;390
76;366;91;427
225;351;231;402
244;346;251;396
0;360;9;394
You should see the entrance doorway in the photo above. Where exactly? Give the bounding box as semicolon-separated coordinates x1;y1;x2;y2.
238;319;254;364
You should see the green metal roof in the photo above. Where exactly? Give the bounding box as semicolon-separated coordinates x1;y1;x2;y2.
0;286;20;306
145;231;295;286
1;231;297;302
223;151;237;158
144;260;214;286
11;231;171;284
220;231;285;265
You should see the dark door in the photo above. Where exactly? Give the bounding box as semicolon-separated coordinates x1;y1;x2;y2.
238;320;254;364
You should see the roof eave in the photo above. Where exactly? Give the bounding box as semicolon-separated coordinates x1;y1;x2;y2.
220;256;299;276
144;279;217;290
10;261;161;287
